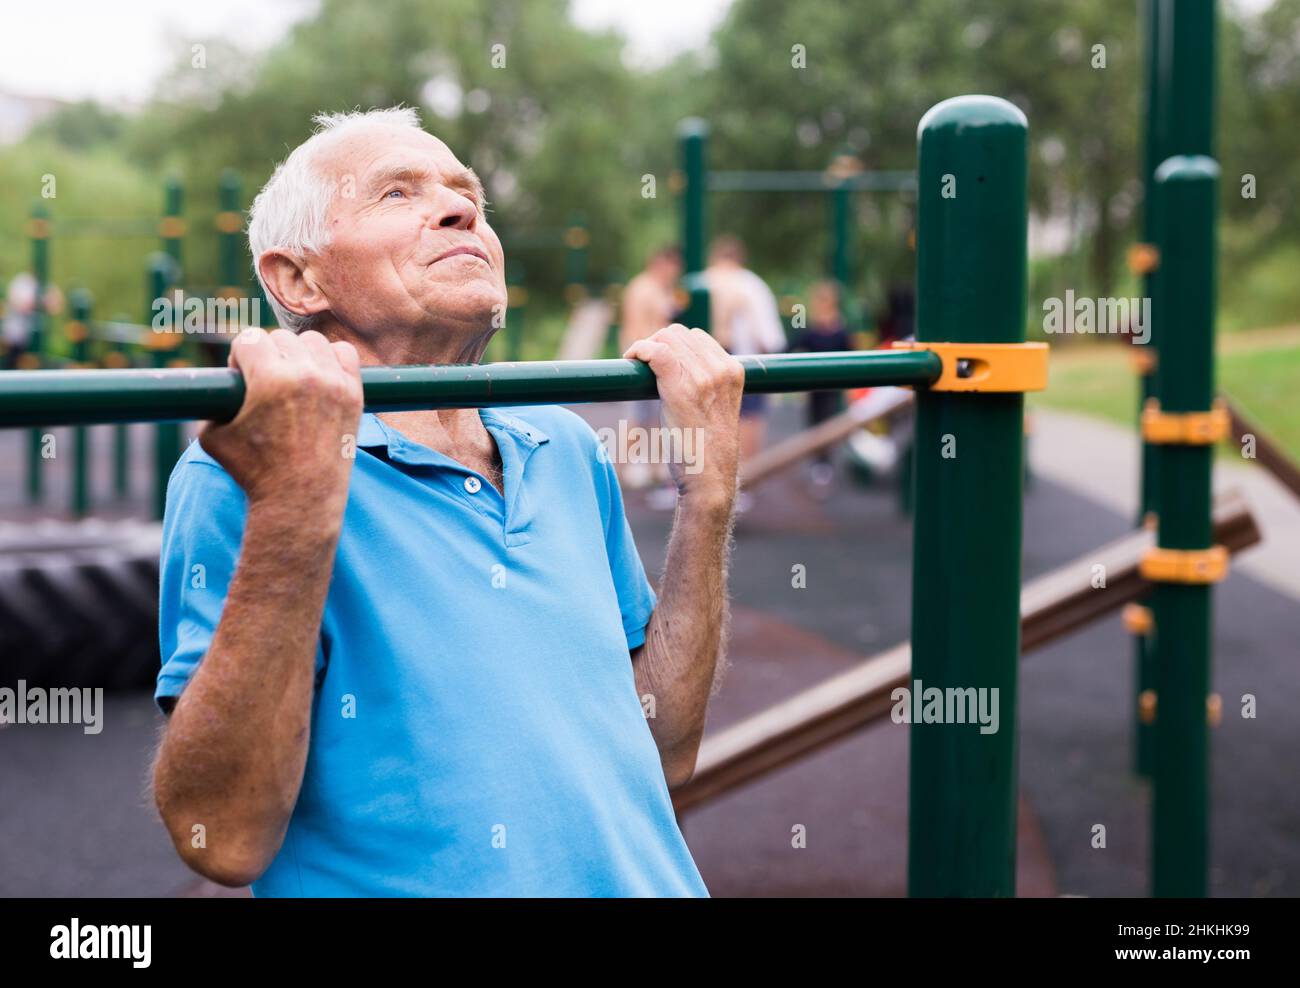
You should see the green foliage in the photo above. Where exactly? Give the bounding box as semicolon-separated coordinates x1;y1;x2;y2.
4;0;1300;346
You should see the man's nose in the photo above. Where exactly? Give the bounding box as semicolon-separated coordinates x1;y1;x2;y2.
426;188;476;231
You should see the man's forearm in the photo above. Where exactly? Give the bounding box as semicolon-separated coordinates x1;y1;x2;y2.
635;491;735;784
153;500;344;885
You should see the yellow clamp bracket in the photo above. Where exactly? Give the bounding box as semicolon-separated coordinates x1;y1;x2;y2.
215;211;244;234
1142;398;1229;445
158;216;188;238
1129;348;1156;376
145;331;183;352
892;341;1049;393
1139;545;1229;584
1138;689;1157;725
1137;692;1222;726
1128;242;1160;275
1122;603;1153;637
26;218;52;240
64;321;88;344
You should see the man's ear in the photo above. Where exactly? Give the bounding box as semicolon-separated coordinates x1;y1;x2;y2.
257;251;331;321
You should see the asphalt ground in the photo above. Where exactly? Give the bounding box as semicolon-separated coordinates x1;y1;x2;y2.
1;398;1296;896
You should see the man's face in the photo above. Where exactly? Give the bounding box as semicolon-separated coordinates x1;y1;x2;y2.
310;125;507;348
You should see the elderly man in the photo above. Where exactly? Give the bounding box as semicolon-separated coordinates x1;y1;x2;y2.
150;108;742;897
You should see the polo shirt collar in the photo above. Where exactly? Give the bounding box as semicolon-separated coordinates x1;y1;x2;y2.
355;409;550;467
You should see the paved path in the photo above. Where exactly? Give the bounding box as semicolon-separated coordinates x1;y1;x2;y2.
1031;408;1300;600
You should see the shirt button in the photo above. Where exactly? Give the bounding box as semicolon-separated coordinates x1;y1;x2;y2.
463;476;482;494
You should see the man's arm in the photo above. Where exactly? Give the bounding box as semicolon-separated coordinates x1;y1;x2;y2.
622;324;743;788
152;327;362;887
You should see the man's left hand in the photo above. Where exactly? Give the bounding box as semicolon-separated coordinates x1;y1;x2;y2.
624;323;744;511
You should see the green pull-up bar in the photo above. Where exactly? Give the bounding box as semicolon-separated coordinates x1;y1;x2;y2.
0;350;941;428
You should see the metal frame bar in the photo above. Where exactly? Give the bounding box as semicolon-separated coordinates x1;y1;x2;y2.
0;351;943;429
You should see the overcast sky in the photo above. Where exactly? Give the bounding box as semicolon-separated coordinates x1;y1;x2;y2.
0;0;734;105
0;0;1275;106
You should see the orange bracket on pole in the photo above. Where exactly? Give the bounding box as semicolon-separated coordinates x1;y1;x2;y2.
1142;398;1229;444
891;341;1048;393
1139;545;1229;584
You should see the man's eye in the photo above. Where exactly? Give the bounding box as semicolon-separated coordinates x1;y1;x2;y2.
385;188;406;199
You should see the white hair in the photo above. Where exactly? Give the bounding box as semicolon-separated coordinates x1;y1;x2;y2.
247;106;424;331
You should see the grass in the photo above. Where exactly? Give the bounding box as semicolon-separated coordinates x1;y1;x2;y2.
1031;329;1300;462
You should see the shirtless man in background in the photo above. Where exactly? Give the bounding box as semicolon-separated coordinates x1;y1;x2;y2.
705;236;787;475
618;246;683;490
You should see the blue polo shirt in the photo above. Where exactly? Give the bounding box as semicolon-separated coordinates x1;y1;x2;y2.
156;405;708;898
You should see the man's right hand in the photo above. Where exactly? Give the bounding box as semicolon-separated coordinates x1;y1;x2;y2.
199;327;363;511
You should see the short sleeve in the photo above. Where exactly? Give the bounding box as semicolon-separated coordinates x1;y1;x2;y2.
595;451;658;651
155;450;249;714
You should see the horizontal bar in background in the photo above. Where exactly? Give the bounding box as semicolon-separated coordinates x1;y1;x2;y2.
0;350;942;428
707;170;917;193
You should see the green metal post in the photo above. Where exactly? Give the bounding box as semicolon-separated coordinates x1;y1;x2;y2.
148;254;183;520
1149;157;1219;899
27;203;51;504
162;176;185;270
1133;0;1167;779
829;179;853;290
68;288;93;518
908;96;1029;898
563;212;589;306
677;118;711;333
217;169;244;300
1138;0;1217;785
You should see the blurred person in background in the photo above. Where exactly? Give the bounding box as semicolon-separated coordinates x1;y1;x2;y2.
618;245;682;490
789;279;853;491
2;273;39;369
705;235;786;510
2;273;63;369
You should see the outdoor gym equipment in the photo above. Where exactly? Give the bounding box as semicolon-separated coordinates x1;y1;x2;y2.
675;120;915;324
0;94;1045;897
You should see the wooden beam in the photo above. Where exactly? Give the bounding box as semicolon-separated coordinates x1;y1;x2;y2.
739;389;913;490
673;490;1260;813
1222;397;1300;505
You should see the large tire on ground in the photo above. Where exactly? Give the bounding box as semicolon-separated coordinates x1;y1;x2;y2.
0;519;162;691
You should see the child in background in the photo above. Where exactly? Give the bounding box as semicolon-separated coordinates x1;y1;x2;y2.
789;280;853;489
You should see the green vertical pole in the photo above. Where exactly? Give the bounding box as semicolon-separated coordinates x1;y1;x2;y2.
217;169;244;297
1133;0;1167;780
162;175;185;270
161;175;193;366
563;212;589;307
829;179;853;288
27;203;51;505
677;118;710;333
148;254;183;520
68;288;93;518
1149;156;1218;898
908;96;1029;898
